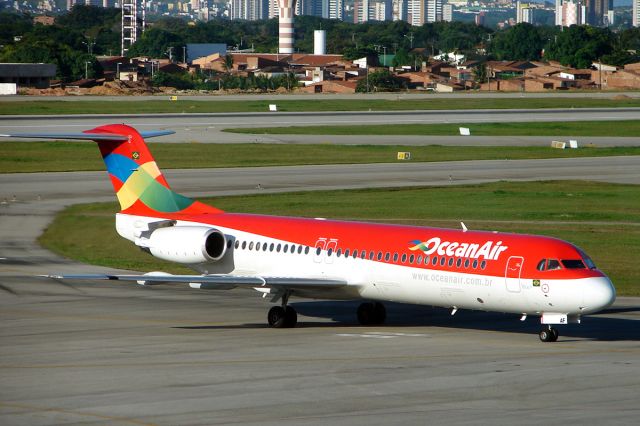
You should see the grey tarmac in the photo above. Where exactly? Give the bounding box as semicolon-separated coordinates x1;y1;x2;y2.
1;157;639;425
1;108;640;145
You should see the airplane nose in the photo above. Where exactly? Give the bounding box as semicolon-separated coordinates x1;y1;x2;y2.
582;277;616;314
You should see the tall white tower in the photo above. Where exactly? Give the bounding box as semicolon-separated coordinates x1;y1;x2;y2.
277;0;297;54
121;0;138;56
634;0;640;27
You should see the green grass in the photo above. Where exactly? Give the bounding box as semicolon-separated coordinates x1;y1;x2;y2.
3;96;640;115
2;141;639;173
226;120;640;137
39;181;640;296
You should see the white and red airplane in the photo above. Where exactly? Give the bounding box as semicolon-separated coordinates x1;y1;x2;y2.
7;124;616;342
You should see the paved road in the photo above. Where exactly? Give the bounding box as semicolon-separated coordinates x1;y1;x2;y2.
2;108;639;145
1;157;639;425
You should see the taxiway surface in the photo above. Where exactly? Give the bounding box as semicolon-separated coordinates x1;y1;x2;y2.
1;155;639;425
2;108;640;145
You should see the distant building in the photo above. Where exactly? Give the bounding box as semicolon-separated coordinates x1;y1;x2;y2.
634;0;640;27
230;0;268;20
392;0;407;21
557;0;586;27
516;1;533;24
406;0;441;25
0;63;56;89
442;3;452;22
33;15;55;25
186;44;227;64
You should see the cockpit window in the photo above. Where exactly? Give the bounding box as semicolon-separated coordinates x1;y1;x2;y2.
537;259;547;271
583;257;596;269
547;259;561;270
578;250;597;269
562;259;586;269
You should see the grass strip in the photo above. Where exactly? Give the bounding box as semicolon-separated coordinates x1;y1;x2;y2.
226;120;640;137
2;97;640;115
39;180;640;296
1;142;639;173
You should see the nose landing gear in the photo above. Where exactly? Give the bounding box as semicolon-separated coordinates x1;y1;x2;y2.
539;326;559;342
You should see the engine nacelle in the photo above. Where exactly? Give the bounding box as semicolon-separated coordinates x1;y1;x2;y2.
143;226;227;264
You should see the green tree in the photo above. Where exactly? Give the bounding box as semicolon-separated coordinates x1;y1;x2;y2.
392;48;411;67
489;23;543;61
356;69;406;92
544;26;615;69
223;54;234;73
0;11;33;45
127;28;185;59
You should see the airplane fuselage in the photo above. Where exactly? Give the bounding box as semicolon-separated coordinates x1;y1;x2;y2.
116;211;616;321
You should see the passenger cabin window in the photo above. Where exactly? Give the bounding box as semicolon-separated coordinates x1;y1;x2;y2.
562;259;586;269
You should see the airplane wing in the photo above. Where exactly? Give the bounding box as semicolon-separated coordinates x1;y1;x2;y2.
44;273;347;290
0;130;174;141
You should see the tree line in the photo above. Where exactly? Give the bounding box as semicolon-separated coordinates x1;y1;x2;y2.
2;6;640;82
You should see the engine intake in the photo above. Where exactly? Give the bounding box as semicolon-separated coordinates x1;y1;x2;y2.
144;226;227;264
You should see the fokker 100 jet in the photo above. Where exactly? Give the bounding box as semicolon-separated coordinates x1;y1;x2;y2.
5;124;616;342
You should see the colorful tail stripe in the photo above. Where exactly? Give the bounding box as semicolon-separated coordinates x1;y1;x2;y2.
87;124;202;214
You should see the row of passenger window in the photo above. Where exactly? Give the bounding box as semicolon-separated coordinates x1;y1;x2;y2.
232;239;311;255
231;239;487;270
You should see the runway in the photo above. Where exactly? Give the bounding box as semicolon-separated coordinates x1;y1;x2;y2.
2;108;640;145
1;155;639;424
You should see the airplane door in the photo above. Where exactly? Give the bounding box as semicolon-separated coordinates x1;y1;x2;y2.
313;238;327;263
505;256;524;293
325;239;338;264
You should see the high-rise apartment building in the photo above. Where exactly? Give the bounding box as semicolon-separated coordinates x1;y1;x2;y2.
407;0;441;25
585;0;611;26
634;0;640;27
557;0;586;26
442;3;452;22
230;0;269;20
392;0;407;21
354;0;370;22
516;1;533;24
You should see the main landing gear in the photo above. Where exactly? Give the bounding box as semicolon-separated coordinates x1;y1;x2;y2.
539;325;559;342
267;290;297;328
268;305;297;328
357;302;386;325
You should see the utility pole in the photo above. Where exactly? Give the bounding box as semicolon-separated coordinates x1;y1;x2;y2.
85;61;90;79
404;33;414;49
183;46;186;64
382;46;387;67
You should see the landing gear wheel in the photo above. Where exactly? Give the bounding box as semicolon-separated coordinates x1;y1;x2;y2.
284;306;298;328
267;306;297;328
539;327;559;342
268;306;286;328
357;302;386;325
